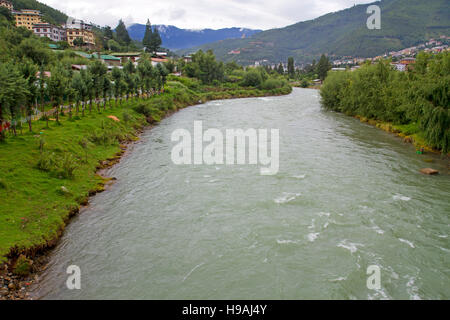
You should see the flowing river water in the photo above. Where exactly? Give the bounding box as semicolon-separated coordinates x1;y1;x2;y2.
33;88;449;300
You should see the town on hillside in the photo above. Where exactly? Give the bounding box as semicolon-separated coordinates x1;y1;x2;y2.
0;0;189;70
330;36;450;72
248;35;450;75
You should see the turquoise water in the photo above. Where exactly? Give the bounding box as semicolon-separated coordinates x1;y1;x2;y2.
34;88;450;299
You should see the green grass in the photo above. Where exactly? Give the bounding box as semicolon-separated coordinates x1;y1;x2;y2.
0;78;292;264
0;101;148;263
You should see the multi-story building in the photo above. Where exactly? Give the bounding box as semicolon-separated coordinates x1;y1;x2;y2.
33;23;67;42
65;18;95;48
66;28;95;48
65;18;93;31
13;9;43;30
0;0;13;11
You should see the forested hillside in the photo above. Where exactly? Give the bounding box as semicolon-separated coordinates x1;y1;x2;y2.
179;0;450;64
11;0;68;25
128;24;261;50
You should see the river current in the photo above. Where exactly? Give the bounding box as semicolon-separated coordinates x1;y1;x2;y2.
33;88;450;299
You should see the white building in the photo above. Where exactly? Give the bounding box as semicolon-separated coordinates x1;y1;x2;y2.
65;18;92;31
33;23;67;42
391;63;406;72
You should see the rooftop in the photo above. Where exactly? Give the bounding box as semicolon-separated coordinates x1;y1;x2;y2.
111;52;141;57
12;9;41;15
74;52;121;61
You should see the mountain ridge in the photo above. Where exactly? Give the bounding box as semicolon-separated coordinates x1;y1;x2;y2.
177;0;450;64
127;24;262;50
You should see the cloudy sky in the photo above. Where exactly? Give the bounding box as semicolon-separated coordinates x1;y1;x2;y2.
40;0;375;30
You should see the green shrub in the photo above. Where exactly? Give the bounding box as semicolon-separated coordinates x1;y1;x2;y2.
89;130;116;146
13;255;32;277
122;111;131;123
37;152;55;172
242;69;263;87
133;103;152;117
300;79;310;88
261;78;285;90
56;153;78;179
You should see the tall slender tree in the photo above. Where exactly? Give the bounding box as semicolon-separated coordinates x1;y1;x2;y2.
111;67;123;105
0;62;28;139
38;64;47;115
71;72;86;116
47;63;69;124
142;19;153;51
317;54;331;81
115;19;131;46
287;57;295;79
277;63;284;75
149;25;162;53
89;60;108;111
20;60;38;132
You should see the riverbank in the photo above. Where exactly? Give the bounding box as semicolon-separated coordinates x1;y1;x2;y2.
319;54;449;155
354;116;450;157
0;77;292;300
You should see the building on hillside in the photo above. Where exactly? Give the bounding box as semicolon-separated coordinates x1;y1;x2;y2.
399;57;416;65
151;57;168;67
94;54;121;67
33;23;67;42
331;68;346;71
0;0;13;10
71;64;88;71
73;51;121;68
66;18;93;31
66;28;95;48
12;9;42;30
65;18;95;48
391;63;407;72
35;71;51;79
111;53;141;64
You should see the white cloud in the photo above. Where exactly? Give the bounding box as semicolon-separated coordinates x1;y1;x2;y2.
40;0;375;29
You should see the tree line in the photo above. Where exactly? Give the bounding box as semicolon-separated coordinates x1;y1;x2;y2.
320;52;449;153
0;54;169;139
99;18;162;54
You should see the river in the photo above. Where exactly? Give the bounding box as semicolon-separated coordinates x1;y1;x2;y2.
33;88;450;300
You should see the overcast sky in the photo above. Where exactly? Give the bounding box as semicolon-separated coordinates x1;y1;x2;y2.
40;0;375;30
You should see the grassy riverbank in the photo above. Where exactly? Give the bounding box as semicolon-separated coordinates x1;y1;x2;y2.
354;116;445;154
0;77;291;273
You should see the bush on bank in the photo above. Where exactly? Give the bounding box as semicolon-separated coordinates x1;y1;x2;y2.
320;52;450;153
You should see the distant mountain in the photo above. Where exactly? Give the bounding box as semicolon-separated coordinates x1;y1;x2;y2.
178;0;450;65
11;0;68;25
127;24;262;50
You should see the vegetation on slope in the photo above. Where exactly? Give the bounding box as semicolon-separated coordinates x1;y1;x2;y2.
11;0;68;25
179;0;450;64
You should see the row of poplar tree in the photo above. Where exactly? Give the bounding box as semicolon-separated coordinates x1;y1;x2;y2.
0;56;169;138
